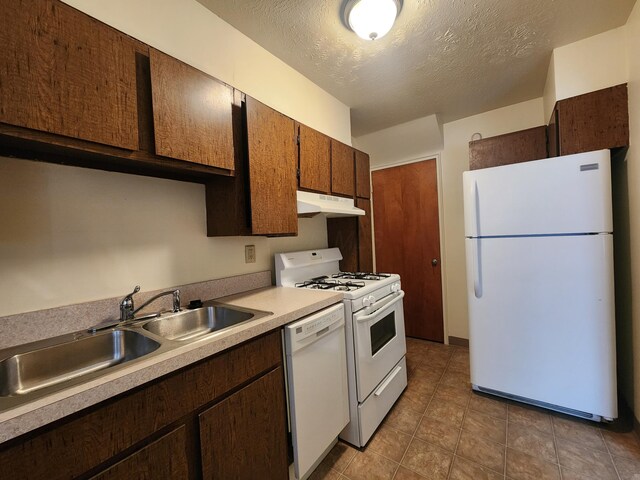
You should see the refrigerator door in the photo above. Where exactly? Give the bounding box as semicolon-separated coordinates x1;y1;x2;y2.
463;150;612;238
465;234;617;419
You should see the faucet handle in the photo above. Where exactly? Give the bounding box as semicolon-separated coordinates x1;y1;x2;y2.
120;285;140;321
172;289;181;312
125;285;141;299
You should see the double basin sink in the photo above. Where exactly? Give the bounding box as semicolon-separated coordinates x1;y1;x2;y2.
0;303;271;411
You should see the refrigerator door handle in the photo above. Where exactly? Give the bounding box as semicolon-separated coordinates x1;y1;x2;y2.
472;238;483;298
472;180;480;237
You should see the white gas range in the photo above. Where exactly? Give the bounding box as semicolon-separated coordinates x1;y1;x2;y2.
276;248;407;447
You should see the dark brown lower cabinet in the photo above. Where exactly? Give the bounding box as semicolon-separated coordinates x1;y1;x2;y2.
200;367;288;479
90;426;189;480
0;331;288;480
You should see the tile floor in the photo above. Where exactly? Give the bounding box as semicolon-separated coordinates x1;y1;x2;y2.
309;337;640;480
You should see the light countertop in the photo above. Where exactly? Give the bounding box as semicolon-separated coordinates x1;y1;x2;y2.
0;286;343;443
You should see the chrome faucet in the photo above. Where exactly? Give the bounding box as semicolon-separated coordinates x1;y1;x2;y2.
120;285;140;322
119;285;181;321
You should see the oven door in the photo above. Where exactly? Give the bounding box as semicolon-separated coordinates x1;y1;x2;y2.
353;290;406;402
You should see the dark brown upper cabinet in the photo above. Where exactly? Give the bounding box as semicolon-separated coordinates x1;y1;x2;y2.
331;140;356;198
549;83;629;157
468;126;548;170
246;96;298;236
298;123;331;194
149;48;234;170
355;150;371;199
0;0;139;150
205;89;251;237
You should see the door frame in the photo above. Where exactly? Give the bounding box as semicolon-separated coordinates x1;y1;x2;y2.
370;153;449;345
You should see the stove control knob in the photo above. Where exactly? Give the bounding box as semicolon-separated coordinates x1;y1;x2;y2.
363;295;375;307
391;283;400;292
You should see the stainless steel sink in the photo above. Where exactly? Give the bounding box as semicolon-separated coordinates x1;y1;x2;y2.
0;301;270;413
0;329;160;397
141;305;268;342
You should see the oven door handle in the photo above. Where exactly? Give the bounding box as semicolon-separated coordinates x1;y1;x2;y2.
355;291;405;323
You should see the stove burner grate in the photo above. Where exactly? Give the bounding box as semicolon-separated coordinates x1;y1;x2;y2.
332;272;392;281
295;279;365;291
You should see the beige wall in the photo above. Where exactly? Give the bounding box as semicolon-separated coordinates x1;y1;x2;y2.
0;0;351;317
543;27;629;121
441;99;546;340
352;115;443;169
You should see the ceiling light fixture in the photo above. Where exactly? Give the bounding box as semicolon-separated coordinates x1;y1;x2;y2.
343;0;402;41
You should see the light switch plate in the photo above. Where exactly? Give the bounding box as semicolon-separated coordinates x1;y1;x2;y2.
245;245;256;263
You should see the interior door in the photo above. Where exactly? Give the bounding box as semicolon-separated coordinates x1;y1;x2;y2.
372;159;444;342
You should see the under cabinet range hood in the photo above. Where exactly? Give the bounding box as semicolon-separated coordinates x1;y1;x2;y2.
297;191;365;217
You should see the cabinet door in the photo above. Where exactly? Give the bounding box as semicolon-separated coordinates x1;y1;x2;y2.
331;140;355;197
357;198;373;272
0;0;138;149
90;426;189;480
298;123;331;193
468;126;547;170
150;49;234;169
199;367;288;480
355;150;371;199
246;97;298;236
557;84;629;156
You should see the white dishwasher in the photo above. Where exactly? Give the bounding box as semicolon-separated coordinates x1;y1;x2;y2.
284;303;349;480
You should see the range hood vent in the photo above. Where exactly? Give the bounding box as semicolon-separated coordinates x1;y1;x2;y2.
297;191;365;218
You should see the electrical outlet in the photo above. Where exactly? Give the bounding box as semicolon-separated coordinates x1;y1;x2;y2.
245;244;256;263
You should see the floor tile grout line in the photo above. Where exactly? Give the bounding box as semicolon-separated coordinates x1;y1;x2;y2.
398;345;456;480
392;342;441;480
504;403;509;478
445;351;466;480
339;447;358;477
599;428;623;480
550;410;565;480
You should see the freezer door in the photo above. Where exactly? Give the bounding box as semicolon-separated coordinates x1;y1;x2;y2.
465;234;617;419
463;150;612;237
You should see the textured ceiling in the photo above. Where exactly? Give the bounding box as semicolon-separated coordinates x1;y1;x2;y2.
196;0;636;136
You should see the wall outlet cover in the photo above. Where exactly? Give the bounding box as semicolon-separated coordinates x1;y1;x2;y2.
245;245;256;263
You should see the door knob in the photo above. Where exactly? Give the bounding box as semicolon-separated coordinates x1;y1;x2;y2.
432;258;438;266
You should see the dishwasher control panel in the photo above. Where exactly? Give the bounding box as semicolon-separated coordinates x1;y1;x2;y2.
286;303;345;351
296;307;342;337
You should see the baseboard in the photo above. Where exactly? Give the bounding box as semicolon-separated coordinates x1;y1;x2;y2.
448;336;469;347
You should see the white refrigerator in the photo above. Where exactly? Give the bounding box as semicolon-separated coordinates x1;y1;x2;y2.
463;149;617;421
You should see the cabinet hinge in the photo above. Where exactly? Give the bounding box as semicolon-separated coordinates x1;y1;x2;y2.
296;134;300;145
296;169;301;179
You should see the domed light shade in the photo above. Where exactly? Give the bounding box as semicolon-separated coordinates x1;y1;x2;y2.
344;0;402;41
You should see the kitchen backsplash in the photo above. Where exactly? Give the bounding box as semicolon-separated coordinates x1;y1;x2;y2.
0;271;271;350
